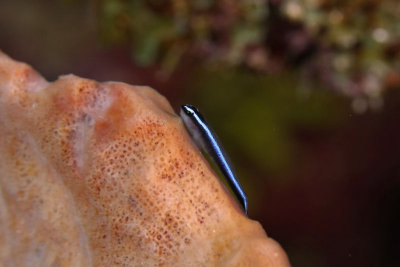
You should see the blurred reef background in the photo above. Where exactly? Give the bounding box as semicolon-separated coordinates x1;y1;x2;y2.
1;0;400;266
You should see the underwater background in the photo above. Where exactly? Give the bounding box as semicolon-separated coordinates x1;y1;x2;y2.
1;1;399;265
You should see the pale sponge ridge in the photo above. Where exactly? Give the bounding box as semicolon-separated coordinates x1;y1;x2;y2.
0;51;290;266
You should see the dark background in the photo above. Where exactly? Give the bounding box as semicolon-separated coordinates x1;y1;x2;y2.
1;1;399;266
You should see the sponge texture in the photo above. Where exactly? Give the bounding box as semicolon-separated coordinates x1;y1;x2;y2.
0;51;290;266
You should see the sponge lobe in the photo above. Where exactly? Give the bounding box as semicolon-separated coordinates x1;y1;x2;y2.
0;51;290;266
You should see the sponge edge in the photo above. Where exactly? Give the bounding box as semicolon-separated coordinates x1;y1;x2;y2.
0;51;290;266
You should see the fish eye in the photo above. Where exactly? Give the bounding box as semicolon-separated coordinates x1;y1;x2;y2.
181;105;196;116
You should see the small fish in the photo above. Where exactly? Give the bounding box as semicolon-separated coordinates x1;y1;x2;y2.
180;105;248;214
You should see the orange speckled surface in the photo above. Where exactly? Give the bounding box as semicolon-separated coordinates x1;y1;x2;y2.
0;51;290;266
